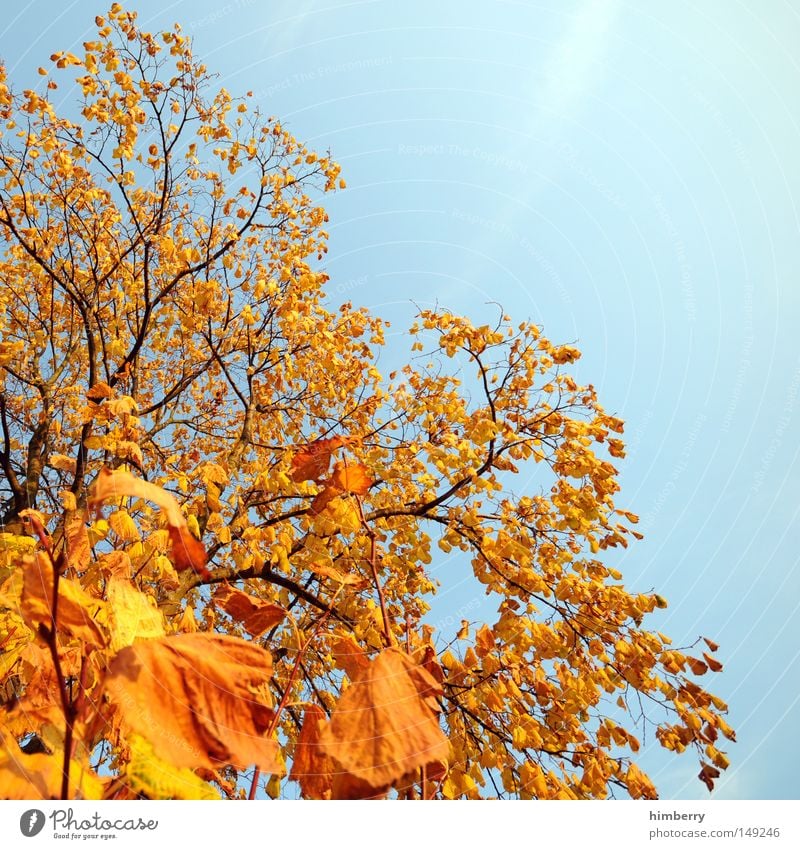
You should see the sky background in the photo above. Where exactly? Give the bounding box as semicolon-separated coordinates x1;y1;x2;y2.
2;0;799;801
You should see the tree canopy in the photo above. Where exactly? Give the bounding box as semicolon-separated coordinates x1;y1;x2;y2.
0;4;733;800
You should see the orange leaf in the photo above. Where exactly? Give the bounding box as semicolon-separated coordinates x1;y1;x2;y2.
97;550;132;579
319;648;449;790
474;623;496;658
703;637;720;652
329;461;372;495
64;509;91;571
86;381;113;401
309;484;342;516
687;656;708;676
168;524;209;577
698;761;720;792
331;633;370;680
395;758;448;799
104;633;280;773
309;560;367;587
417;645;444;695
290;436;347;482
703;652;723;672
331;771;390;800
215;585;286;636
289;705;333;799
21;553;106;648
310;460;373;515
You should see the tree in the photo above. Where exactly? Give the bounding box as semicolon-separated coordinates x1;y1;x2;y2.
0;4;733;801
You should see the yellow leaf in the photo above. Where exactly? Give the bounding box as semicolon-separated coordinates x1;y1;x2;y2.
108;508;140;542
107;577;166;651
308;560;367;587
50;453;77;473
123;733;220;800
87;518;109;546
0;608;32;678
0;729;102;800
311;495;361;535
59;490;77;511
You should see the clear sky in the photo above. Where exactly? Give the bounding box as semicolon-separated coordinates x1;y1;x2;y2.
2;0;798;801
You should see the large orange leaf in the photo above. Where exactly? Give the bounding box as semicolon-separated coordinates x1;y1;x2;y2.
330;771;390;800
214;585;286;637
319;648;449;790
104;633;280;773
288;701;390;800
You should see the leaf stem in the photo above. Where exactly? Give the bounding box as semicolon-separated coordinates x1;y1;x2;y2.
356;497;394;647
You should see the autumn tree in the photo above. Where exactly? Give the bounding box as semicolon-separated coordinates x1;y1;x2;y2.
0;5;733;800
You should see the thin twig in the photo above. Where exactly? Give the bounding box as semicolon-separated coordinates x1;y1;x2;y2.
25;514;75;800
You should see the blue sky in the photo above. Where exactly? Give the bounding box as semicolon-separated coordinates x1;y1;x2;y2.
2;0;799;800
